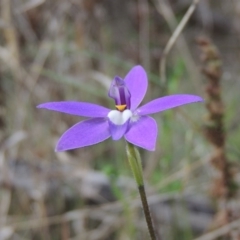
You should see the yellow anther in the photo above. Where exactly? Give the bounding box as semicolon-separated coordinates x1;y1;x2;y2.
116;104;127;112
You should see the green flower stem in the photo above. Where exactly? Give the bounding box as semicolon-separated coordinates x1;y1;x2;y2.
126;142;157;240
126;142;143;186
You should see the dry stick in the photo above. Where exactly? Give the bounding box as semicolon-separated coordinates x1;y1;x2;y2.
138;0;150;71
155;154;211;191
2;2;52;238
1;0;21;78
2;193;178;232
1;156;211;237
193;218;240;240
196;37;236;239
0;0;17;230
0;160;12;228
15;0;45;13
155;0;201;87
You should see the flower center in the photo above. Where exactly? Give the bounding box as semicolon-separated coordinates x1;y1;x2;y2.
107;109;132;125
108;76;131;111
116;104;127;112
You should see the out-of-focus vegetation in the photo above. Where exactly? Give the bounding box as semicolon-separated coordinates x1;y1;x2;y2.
0;0;240;239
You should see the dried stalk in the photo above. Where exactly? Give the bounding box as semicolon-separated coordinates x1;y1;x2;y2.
197;36;237;237
138;0;150;71
1;0;21;75
194;218;240;240
154;0;201;90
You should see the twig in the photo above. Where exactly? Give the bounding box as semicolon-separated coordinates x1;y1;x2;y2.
196;36;236;236
154;0;201;88
0;152;12;236
15;0;46;13
193;218;240;240
1;0;21;77
138;0;150;71
154;154;211;191
1;192;178;231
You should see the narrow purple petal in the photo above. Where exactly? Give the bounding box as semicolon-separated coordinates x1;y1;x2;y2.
125;116;157;151
137;94;204;116
124;65;148;110
37;101;111;118
56;118;110;151
108;120;129;141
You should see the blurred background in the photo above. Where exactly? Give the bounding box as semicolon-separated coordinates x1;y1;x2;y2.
0;0;240;239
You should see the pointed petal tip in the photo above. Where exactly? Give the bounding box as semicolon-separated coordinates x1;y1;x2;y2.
55;144;63;152
36;103;52;109
36;102;53;108
128;65;146;75
191;95;204;102
131;65;144;70
55;142;76;152
143;145;156;151
36;104;43;108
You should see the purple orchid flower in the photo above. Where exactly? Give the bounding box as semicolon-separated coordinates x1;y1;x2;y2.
37;66;203;151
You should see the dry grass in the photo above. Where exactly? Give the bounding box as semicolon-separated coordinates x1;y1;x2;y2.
0;0;240;239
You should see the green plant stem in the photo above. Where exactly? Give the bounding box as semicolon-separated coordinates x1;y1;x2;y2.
138;185;157;240
126;142;158;240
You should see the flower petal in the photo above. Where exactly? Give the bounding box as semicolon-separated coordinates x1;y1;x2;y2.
56;118;110;151
125;116;157;151
137;94;204;115
124;65;148;110
109;120;129;140
37;102;110;118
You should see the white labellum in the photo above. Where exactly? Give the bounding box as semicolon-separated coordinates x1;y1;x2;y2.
107;110;132;125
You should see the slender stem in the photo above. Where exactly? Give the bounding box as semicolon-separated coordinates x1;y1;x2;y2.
126;142;158;240
138;185;157;240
